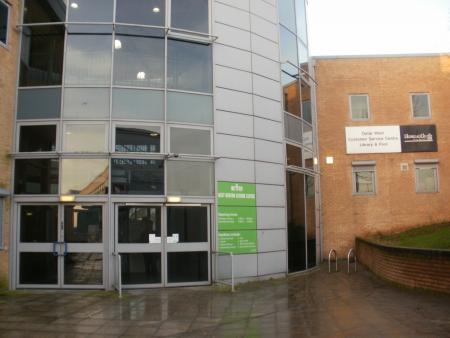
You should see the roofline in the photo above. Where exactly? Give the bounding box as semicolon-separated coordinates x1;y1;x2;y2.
311;52;450;60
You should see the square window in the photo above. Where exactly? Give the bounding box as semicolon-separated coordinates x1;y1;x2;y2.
352;165;375;194
169;127;211;155
411;93;431;118
171;0;209;33
116;0;165;26
63;123;108;153
0;0;9;45
19;125;57;152
61;159;109;195
115;125;161;153
349;95;369;120
15;159;59;194
416;164;438;193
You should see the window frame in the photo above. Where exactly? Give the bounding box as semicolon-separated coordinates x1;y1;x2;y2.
410;93;431;119
0;197;4;249
16;121;59;153
415;161;439;193
352;163;376;195
168;124;213;156
62;121;109;153
0;0;10;48
113;121;164;154
349;94;370;121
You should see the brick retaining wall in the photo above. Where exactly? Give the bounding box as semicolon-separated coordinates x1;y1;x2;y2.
356;238;450;294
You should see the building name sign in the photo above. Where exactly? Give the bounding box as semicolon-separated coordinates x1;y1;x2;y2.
346;125;437;154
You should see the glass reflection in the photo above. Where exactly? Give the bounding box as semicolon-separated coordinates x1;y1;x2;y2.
170;127;211;155
305;175;316;268
167;91;213;124
286;144;302;167
61;159;109;195
284;113;302;144
116;0;165;26
20;25;65;86
167;161;214;196
282;72;300;117
301;80;312;123
168;251;208;283
115;126;160;153
280;26;298;66
17;88;61;119
118;206;161;243
171;0;209;33
295;0;308;45
64;124;108;152
14;159;59;194
68;0;114;22
20;253;57;284
278;0;296;32
112;88;164;120
64;205;102;243
121;253;161;284
24;0;66;23
19;125;56;152
63;88;110;119
65;253;103;285
167;207;208;243
20;205;58;243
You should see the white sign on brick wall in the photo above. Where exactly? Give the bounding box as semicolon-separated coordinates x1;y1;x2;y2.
345;126;401;154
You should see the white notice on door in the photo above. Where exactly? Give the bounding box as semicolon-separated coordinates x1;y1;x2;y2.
345;126;401;154
149;234;161;244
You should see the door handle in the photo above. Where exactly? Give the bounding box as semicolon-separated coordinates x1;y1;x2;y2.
166;233;179;244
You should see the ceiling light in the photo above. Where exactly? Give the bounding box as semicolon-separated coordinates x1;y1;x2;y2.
70;2;79;9
167;196;181;203
114;39;122;49
60;195;76;202
325;156;334;165
152;7;160;13
137;71;146;80
313;157;318;165
150;132;159;137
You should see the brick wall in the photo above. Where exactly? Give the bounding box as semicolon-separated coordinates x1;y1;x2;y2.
315;55;450;256
356;238;450;294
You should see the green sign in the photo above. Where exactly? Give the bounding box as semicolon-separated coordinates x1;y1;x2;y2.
218;230;257;254
217;181;257;254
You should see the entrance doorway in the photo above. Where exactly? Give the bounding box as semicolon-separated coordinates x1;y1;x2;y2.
17;204;105;288
115;204;211;288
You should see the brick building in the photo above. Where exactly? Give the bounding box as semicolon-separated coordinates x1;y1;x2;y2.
315;54;450;257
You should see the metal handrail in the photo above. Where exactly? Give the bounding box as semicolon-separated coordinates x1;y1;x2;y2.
112;252;122;298
347;248;357;274
328;249;338;273
213;251;235;292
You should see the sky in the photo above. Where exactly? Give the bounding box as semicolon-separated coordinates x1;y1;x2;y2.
308;0;450;56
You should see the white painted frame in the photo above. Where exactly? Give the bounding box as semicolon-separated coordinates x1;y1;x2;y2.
349;94;370;121
352;165;376;195
16;121;59;153
410;93;431;119
415;163;439;193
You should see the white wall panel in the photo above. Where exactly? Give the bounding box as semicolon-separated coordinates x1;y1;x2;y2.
255;162;284;185
215;134;255;160
215;65;252;93
215;0;250;11
254;117;283;143
257;207;286;229
214;44;252;72
258;229;286;252
251;33;279;61
254;139;284;163
214;23;251;50
258;251;286;275
215;110;254;137
215;158;255;182
254;95;283;121
215;88;253;115
214;2;250;30
252;53;280;81
256;184;285;206
250;0;277;23
253;74;281;101
250;14;278;42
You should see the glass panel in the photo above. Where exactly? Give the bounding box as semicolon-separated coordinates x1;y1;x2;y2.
167;40;212;93
280;26;298;66
115;126;160;153
170;127;211;155
20;253;58;284
167;161;214;196
64;253;103;285
23;0;66;23
113;35;164;88
0;1;8;44
412;94;430;118
68;0;114;22
116;0;165;26
167;207;207;243
112;88;164;120
355;171;374;193
65;34;112;85
17;88;61;120
295;0;308;44
20;205;58;243
286;144;302;167
282;72;300;117
301;80;312;123
64;124;108;152
111;159;164;195
286;171;306;272
417;167;437;192
171;0;208;33
167;251;208;283
298;40;309;74
61;159;109;195
279;0;296;32
351;95;369;119
284;113;302;143
64;205;102;243
19;125;56;152
14;159;59;194
121;253;161;284
302;122;313;149
20;25;65;86
63;88;110;119
304;149;314;170
118;206;161;243
167;91;213;124
305;175;316;268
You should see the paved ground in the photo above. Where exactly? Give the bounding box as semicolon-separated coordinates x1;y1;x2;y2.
0;264;449;337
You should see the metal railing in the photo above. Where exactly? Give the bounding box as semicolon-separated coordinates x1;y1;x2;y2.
328;249;338;273
347;248;357;274
112;252;122;298
213;251;235;292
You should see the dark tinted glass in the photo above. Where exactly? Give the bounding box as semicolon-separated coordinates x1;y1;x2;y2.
167;207;207;243
111;159;164;195
171;0;208;33
64;205;102;243
15;159;59;194
113;35;164;88
286;171;306;272
20;252;57;284
64;253;103;285
305;175;316;268
24;0;66;23
282;72;300;117
68;0;114;22
167;40;212;93
20;205;58;242
19;125;56;152
286;144;302;167
116;0;165;26
118;206;161;243
17;88;61;119
121;253;161;284
0;1;7;44
168;251;208;283
20;25;65;86
301;80;312;123
116;127;161;153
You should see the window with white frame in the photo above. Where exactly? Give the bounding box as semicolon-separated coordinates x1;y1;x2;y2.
411;93;431;118
349;94;370;120
0;0;9;46
415;161;438;193
352;162;376;195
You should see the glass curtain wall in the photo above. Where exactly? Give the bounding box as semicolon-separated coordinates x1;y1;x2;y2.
280;0;318;272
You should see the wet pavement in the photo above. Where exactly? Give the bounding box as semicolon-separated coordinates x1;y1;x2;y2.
0;264;450;337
